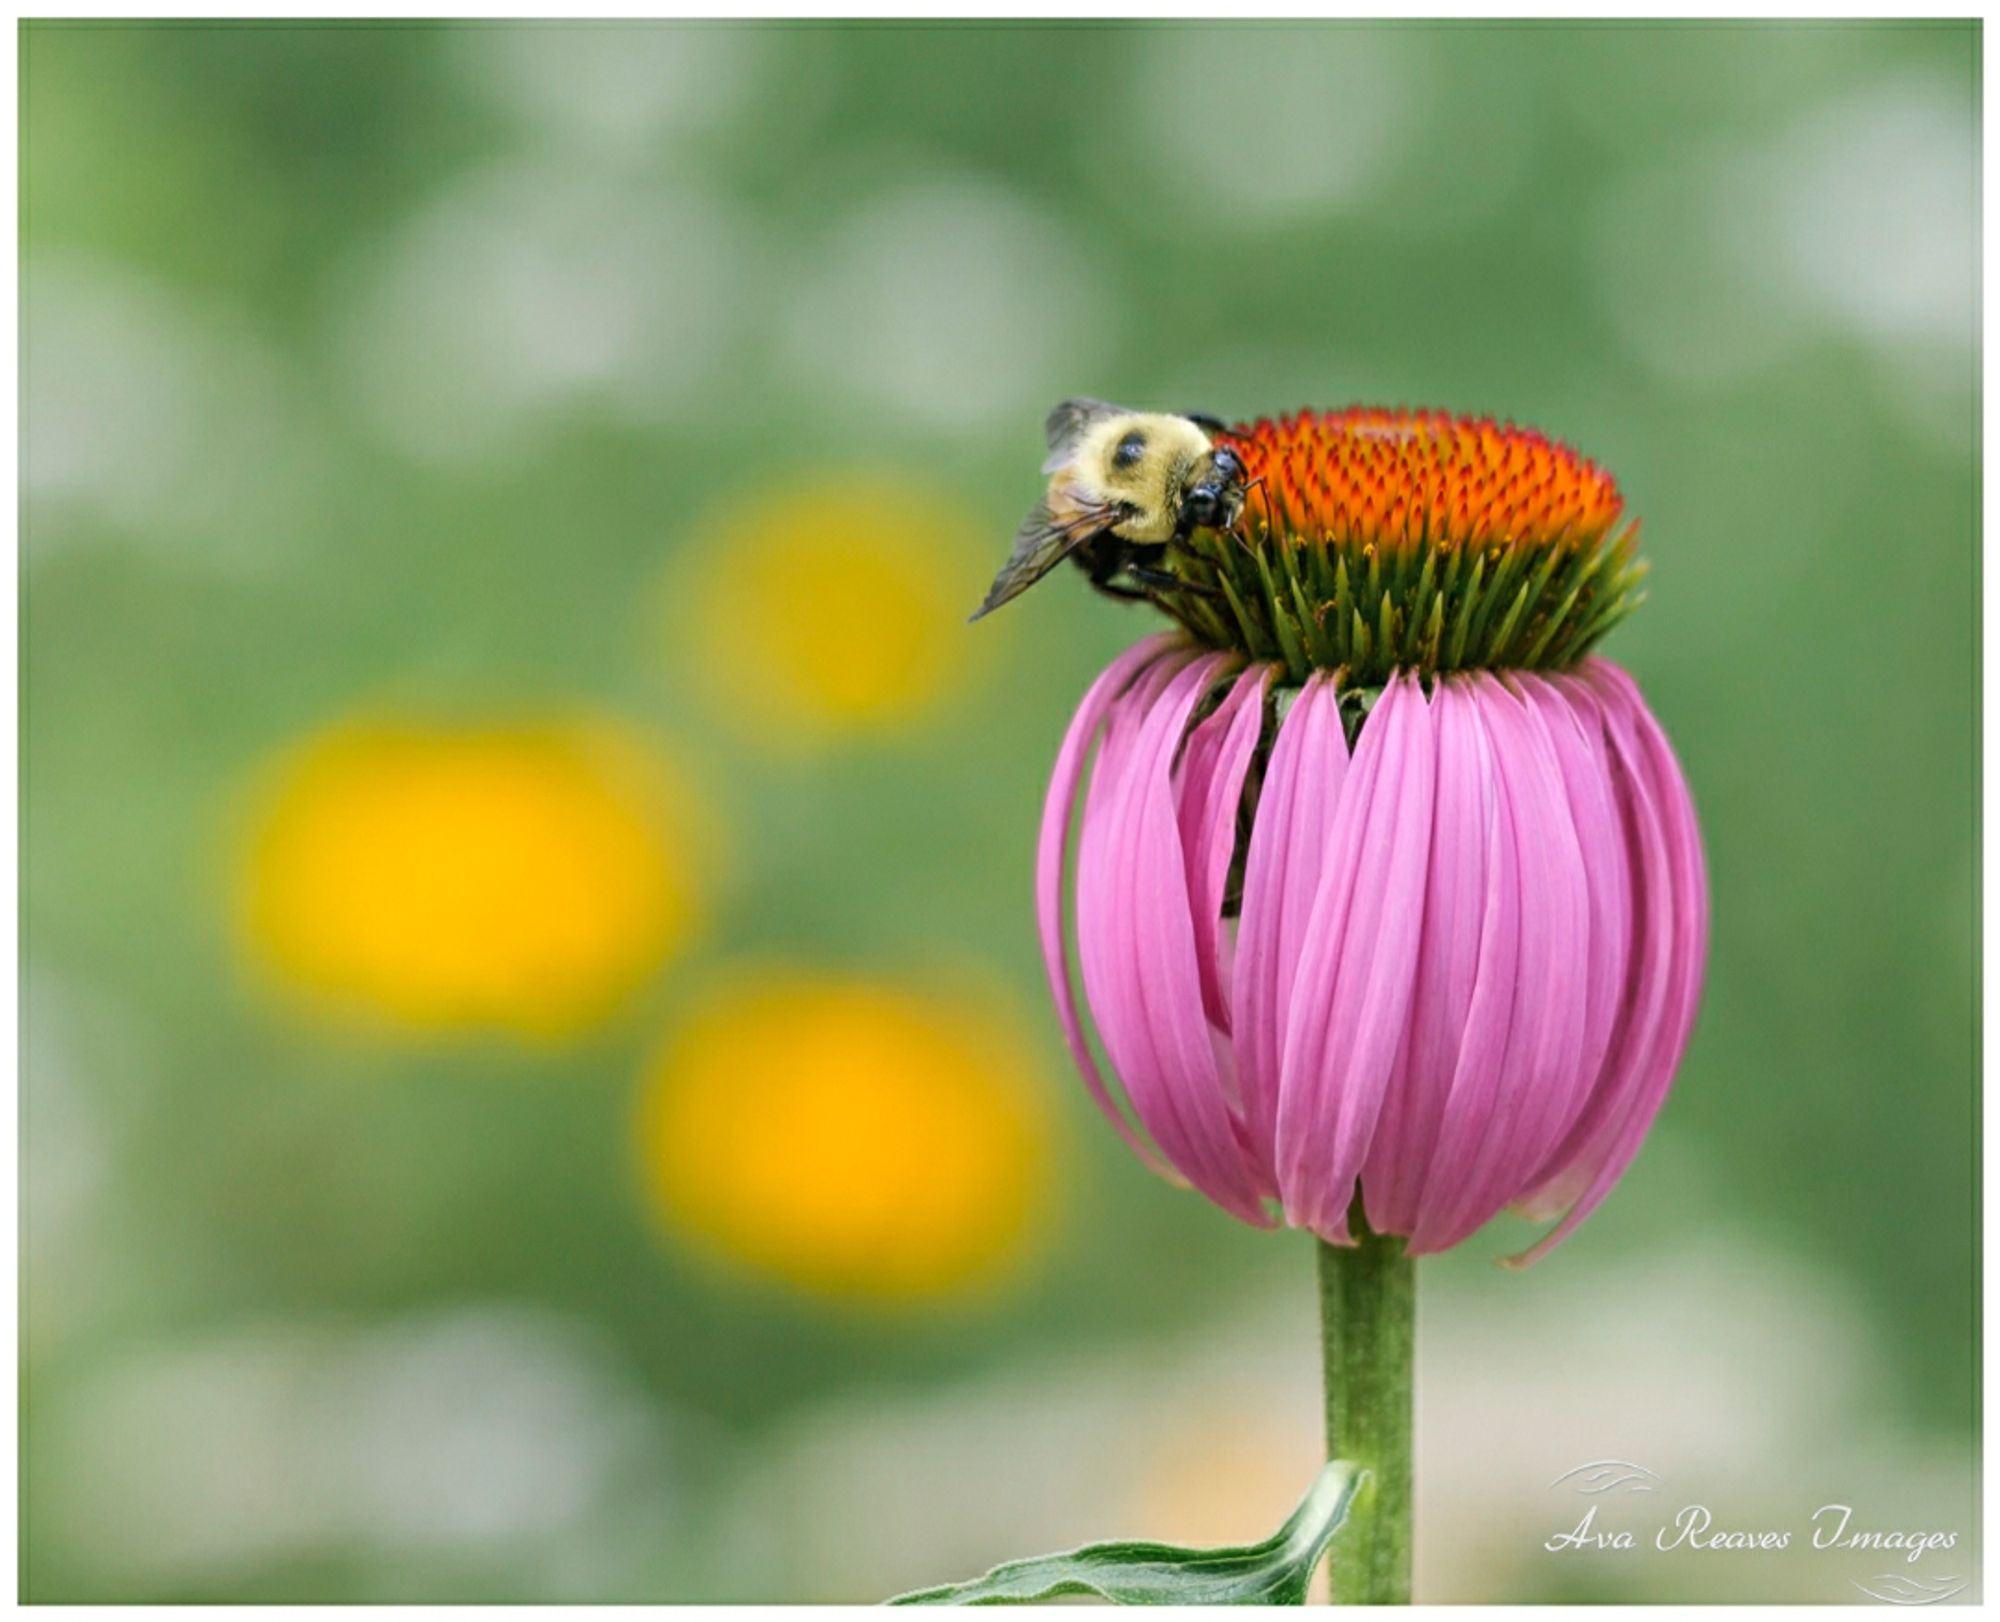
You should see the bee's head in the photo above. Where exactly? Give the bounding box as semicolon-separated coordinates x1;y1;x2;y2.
1181;445;1248;532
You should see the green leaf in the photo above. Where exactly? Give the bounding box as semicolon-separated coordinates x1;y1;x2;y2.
885;1460;1364;1606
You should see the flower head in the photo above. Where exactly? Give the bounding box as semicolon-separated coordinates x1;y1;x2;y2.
1037;409;1706;1260
1165;408;1647;683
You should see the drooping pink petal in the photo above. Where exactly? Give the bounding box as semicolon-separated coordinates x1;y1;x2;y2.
1037;634;1186;1178
1077;652;1272;1224
1119;656;1275;1223
1075;649;1201;1174
1274;673;1437;1242
1231;674;1351;1182
1506;658;1707;1264
1360;676;1490;1236
1507;670;1659;1225
1484;678;1598;1188
1519;675;1633;1152
1173;663;1268;1035
1394;684;1517;1249
1405;675;1591;1255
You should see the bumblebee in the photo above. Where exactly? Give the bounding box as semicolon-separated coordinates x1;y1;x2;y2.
969;398;1248;620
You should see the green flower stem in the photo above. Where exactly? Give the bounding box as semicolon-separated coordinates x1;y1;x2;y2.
1316;1217;1415;1604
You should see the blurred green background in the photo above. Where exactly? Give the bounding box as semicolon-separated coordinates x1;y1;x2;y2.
21;19;1977;1604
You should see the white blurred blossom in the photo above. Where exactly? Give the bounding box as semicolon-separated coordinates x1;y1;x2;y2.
24;254;330;568
452;23;763;160
21;969;167;1359
1131;31;1430;228
1101;31;1533;241
780;178;1110;434
35;1305;672;1592
330;161;751;466
1755;70;1974;351
1592;68;1973;445
1590;138;1810;388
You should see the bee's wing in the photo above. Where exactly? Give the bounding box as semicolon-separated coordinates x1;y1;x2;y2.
968;498;1120;621
1041;397;1131;474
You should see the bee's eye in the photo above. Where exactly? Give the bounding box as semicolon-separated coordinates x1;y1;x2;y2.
1112;431;1147;470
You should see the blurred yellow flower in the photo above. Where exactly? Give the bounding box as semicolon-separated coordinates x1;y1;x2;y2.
675;474;983;745
236;717;707;1039
638;969;1052;1301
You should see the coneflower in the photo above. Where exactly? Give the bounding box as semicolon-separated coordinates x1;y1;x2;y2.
1036;408;1708;1602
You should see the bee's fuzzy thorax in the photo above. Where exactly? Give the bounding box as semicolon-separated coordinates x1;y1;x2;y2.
1159;407;1649;684
1073;413;1213;544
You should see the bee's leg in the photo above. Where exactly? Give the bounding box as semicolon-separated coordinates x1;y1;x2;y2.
1124;562;1225;600
1074;531;1118;582
1077;534;1224;605
1075;532;1147;602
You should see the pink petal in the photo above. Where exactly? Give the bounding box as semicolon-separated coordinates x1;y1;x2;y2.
1506;658;1708;1264
1037;634;1185;1179
1173;663;1269;1035
1519;675;1633;1147
1077;652;1272;1225
1274;673;1437;1242
1360;676;1491;1236
1507;670;1653;1224
1394;685;1516;1248
1231;674;1350;1182
1487;679;1600;1183
1075;649;1199;1169
1405;675;1591;1255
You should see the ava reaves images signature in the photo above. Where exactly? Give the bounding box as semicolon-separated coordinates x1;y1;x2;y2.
1546;1499;1957;1563
1539;1460;1967;1603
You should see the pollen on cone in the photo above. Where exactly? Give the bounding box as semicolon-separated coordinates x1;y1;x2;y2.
1220;407;1626;557
1159;406;1647;683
